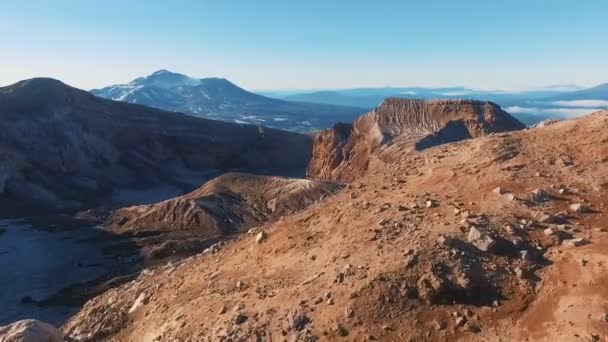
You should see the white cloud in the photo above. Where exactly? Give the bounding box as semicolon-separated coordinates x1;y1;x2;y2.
505;106;601;118
549;100;608;108
439;91;471;96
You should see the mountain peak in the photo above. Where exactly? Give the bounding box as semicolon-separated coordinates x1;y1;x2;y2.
1;77;74;100
151;69;173;75
10;77;69;91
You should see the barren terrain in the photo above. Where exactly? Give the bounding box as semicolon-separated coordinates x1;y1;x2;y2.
62;110;608;341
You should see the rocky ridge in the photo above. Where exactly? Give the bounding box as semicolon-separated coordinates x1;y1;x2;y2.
103;172;344;261
307;98;525;181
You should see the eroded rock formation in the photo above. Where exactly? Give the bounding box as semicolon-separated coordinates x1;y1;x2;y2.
307;98;525;181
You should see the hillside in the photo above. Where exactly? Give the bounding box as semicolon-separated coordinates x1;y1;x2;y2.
92;70;366;132
0;78;312;215
547;83;608;101
103;173;344;261
307;98;525;181
61;110;608;341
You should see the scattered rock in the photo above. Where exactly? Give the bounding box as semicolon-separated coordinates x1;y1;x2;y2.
234;312;248;325
128;292;148;314
538;213;557;224
530;189;549;203
334;323;348;336
426;199;438;208
493;187;505;195
378;218;390;226
437;235;450;246
433;320;446;331
404;253;418;268
467;227;496;252
286;310;311;331
514;267;526;279
543;228;556;236
455;316;467;327
563;238;589;247
256;231;267;244
465;321;481;333
569;203;590;213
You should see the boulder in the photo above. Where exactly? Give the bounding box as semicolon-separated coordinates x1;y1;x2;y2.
493;187;505;195
530;189;549;203
256;231;267;244
563;238;589;247
0;319;62;342
569;203;590;213
467;227;496;252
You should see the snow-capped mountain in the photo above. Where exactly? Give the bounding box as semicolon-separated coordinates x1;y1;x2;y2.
91;70;365;132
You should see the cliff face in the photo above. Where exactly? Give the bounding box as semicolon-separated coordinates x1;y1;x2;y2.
307;98;525;181
0;78;312;215
305;123;352;180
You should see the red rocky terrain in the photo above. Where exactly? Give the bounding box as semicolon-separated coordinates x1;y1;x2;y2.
57;108;608;341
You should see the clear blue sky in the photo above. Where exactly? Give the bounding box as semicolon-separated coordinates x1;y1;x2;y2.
1;0;607;90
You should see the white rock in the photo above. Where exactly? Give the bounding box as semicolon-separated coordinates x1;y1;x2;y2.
128;292;148;314
425;200;437;208
0;319;62;342
256;231;267;244
543;228;556;236
563;237;588;247
467;227;496;252
569;203;590;213
493;187;505;195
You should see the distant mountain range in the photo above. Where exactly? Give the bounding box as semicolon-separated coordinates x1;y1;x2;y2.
261;84;608;126
0;77;312;215
91;70;608;128
91;70;366;132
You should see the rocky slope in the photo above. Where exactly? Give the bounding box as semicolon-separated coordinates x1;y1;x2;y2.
61;110;608;341
103;173;343;261
307;98;525;181
0;78;312;215
91;70;365;133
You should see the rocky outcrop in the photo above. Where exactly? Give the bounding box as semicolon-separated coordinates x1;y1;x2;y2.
0;78;312;215
0;319;62;342
305;123;352;180
307;98;525;181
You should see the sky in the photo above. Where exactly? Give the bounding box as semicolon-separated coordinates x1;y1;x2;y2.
1;0;607;91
